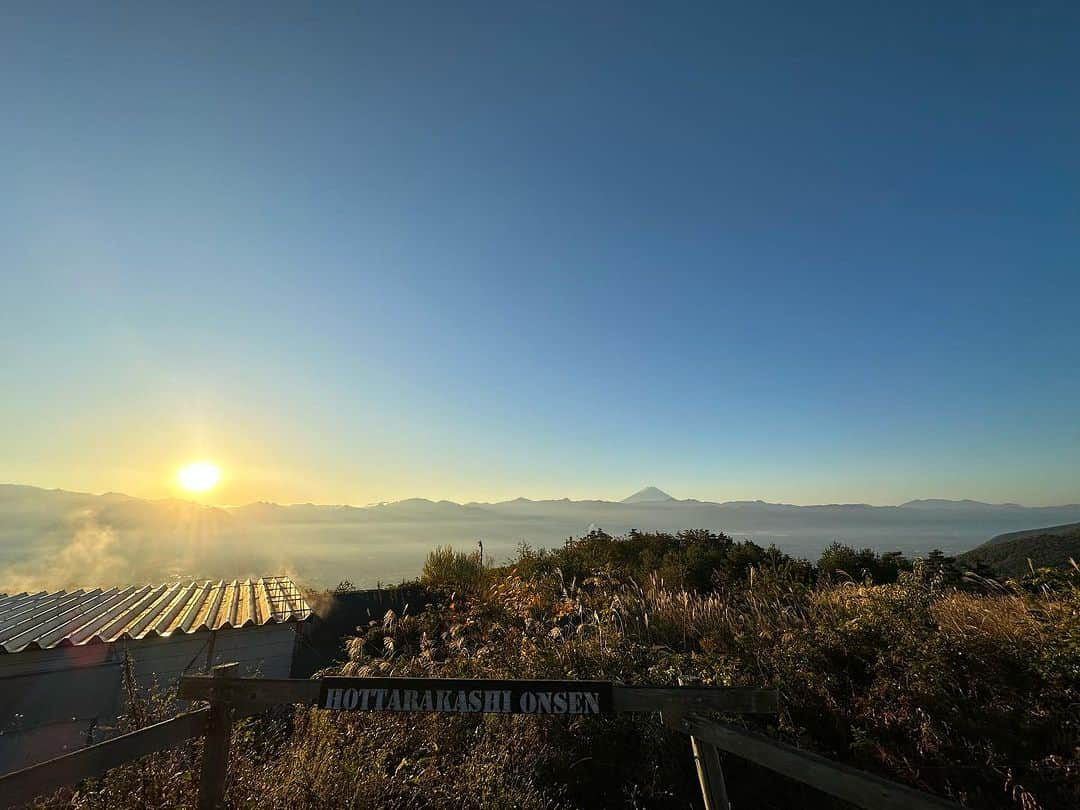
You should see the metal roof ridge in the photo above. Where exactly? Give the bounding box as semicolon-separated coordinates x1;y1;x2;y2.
0;575;311;651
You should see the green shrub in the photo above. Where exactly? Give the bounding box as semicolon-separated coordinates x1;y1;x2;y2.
420;545;486;596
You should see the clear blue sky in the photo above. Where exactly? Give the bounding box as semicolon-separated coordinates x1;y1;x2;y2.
2;2;1078;506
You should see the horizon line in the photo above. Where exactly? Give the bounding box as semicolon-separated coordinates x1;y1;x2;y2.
3;482;1078;511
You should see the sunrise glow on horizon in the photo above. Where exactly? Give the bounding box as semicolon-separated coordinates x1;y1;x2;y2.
2;5;1078;509
177;462;221;494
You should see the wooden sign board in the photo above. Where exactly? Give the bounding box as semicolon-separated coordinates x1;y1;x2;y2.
318;677;613;716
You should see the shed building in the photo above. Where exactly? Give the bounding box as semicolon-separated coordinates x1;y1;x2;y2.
0;576;311;772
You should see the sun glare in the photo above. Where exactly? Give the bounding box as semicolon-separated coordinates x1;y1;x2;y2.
177;461;221;493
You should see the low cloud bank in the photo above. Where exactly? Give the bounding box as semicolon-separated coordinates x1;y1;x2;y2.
4;484;1080;593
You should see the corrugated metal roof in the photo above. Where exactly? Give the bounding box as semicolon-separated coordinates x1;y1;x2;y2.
0;576;311;653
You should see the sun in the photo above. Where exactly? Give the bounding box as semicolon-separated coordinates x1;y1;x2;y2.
177;461;221;493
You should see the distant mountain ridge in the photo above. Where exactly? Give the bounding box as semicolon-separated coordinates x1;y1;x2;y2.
899;498;1028;510
4;483;1080;591
3;482;1078;521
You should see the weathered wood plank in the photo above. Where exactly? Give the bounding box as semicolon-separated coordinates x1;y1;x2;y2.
178;676;779;716
613;686;779;714
179;675;320;705
683;717;961;810
0;708;209;809
318;677;613;714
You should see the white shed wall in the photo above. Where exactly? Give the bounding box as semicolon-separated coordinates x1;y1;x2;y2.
0;623;302;772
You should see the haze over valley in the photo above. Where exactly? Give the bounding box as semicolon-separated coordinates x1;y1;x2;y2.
5;483;1080;592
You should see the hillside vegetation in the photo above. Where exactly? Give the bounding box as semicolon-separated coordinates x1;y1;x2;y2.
30;531;1080;809
983;521;1080;547
958;523;1080;578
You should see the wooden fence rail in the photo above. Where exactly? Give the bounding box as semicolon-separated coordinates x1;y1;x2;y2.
175;675;781;715
682;715;961;810
0;707;209;809
0;670;962;810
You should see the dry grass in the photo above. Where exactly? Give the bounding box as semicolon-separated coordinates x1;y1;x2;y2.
27;561;1080;809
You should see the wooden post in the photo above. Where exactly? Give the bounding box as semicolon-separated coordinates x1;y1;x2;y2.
666;678;731;810
690;733;731;810
198;662;238;810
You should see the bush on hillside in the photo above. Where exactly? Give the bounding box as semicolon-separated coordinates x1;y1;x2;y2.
513;528;816;592
420;545;486;596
